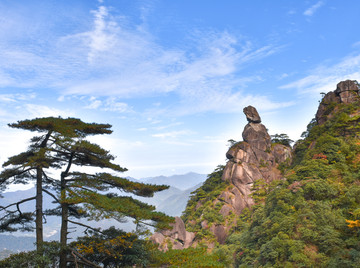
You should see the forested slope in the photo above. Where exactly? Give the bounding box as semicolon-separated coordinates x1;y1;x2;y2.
153;80;360;267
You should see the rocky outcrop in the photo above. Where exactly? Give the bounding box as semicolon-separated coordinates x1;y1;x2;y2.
221;106;291;216
316;80;360;124
151;106;292;249
150;217;195;251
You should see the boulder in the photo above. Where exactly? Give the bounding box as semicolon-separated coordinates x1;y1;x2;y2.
316;80;360;124
335;80;359;104
210;224;227;244
243;105;261;123
242;123;271;151
151;216;195;251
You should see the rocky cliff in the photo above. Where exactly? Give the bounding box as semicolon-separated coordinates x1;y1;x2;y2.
150;80;360;267
151;105;292;250
316;80;360;125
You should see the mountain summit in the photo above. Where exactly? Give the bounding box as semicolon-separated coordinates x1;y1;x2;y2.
152;105;292;249
152;80;360;267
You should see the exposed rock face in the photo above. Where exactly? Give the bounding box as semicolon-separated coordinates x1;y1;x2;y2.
150;217;195;251
316;80;360;124
243;105;261;123
222;106;291;216
151;106;292;249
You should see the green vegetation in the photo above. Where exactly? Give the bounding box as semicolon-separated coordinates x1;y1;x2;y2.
271;133;294;147
182;165;229;241
2;91;360;267
151;247;227;267
0;117;173;267
228;100;360;267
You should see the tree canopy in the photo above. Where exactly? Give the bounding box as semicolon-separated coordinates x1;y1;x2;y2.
0;117;173;267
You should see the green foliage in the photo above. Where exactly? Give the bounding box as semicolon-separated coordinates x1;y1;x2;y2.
150;247;226;267
0;117;174;267
0;241;60;268
271;133;294;147
182;165;228;235
72;226;152;267
232;99;360;267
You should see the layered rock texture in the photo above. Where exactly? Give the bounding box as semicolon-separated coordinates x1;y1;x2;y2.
316;80;360;124
151;106;292;250
221;106;291;214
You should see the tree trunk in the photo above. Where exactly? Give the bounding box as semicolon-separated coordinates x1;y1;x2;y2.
59;174;68;268
35;167;43;251
35;130;52;253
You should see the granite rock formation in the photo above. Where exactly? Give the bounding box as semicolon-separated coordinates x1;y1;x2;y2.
151;106;292;249
221;106;291;216
316;80;360;124
151;216;195;251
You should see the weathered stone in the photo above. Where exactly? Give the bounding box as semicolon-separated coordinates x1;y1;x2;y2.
171;216;187;243
316;80;360;124
184;231;196;248
152;216;195;251
243;105;261;123
335;80;359;103
151;232;165;245
152;105;293;250
230;186;252;213
210;224;227;244
219;204;232;217
242;123;271;151
272;144;292;164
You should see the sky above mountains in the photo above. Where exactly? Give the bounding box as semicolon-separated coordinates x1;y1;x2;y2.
1;0;360;180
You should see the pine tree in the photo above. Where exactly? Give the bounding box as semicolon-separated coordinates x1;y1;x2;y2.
0;117;173;267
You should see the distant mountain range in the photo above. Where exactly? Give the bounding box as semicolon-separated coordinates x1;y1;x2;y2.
0;172;206;253
140;172;207;190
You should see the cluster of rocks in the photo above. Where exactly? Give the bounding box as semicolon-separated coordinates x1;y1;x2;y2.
316;80;360;124
151;105;292;250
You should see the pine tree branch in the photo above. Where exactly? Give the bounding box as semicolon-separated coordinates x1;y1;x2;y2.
0;196;36;215
67;219;104;234
43;188;60;203
70;250;102;268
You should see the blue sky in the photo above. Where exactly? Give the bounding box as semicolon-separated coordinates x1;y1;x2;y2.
1;0;360;180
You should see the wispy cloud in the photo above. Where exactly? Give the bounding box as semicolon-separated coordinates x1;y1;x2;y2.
0;4;287;116
304;1;324;17
84;97;133;113
152;130;194;139
24;104;75;118
280;53;360;94
0;93;36;103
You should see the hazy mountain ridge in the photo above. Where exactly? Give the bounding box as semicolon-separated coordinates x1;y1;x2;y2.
0;172;206;252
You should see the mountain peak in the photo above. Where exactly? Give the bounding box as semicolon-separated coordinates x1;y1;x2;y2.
316;80;360;125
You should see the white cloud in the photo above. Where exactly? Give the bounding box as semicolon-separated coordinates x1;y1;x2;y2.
87;6;117;63
0;93;36;103
85;98;102;109
137;127;148;131
0;4;287;116
24;104;74;118
280;53;360;94
304;1;324;17
152;130;193;139
84;97;133;113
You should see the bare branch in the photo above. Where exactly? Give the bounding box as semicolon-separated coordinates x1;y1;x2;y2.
43;188;60;203
0;196;36;212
